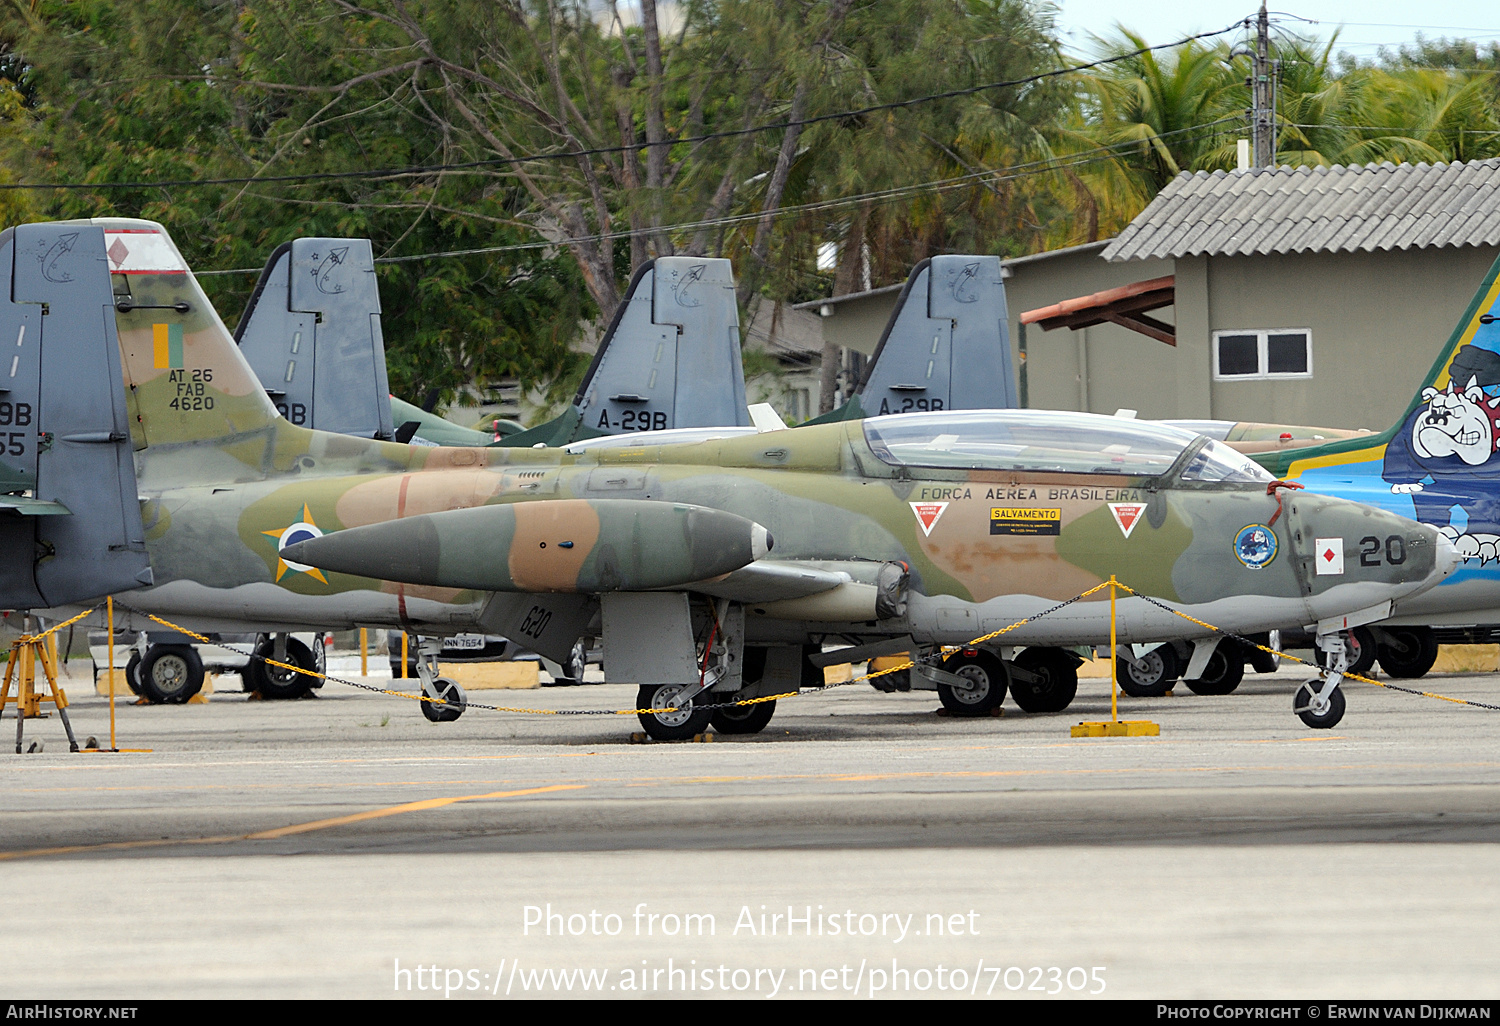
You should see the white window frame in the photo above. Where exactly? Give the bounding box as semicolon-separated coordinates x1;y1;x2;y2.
1212;328;1313;380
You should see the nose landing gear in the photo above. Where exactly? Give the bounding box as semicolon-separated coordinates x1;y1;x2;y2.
1298;631;1349;729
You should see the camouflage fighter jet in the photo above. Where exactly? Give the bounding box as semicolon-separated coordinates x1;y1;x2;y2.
231;236;757;685
1;219;1458;738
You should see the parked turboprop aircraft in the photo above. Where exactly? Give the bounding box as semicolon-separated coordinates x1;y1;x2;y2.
0;218;1457;738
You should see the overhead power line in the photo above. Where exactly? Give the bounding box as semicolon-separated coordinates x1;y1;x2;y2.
195;117;1246;276
0;22;1244;194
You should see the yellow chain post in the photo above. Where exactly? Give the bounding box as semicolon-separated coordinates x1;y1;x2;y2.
1072;575;1160;738
1110;575;1119;724
107;596;117;752
359;628;368;677
399;632;407;679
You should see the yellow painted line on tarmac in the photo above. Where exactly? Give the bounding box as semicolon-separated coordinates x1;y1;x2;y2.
16;778;583;796
15;759;1500;799
0;784;583;862
244;784;583;839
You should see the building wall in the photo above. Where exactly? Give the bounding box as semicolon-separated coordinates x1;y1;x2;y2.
798;241;1500;430
1004;247;1176;417
1202;245;1500;430
814;287;903;356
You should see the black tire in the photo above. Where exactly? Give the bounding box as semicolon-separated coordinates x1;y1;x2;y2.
1245;630;1282;674
1294;679;1346;729
636;683;713;741
420;677;467;723
543;639;589;687
122;652;143;696
136;645;204;704
936;650;1007;716
1316;626;1376;677
1010;647;1080;713
1116;645;1179;697
711;699;777;735
1376;627;1438;679
244;636;316;699
1184;647;1246;695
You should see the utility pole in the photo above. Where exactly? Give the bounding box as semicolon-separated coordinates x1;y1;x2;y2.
1250;1;1275;168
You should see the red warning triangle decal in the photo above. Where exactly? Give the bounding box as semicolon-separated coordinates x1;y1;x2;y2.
1108;502;1147;539
909;501;949;537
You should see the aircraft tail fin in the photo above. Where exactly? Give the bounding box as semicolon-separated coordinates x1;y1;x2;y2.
235;237;395;440
807;255;1014;423
502;257;749;447
82;218;405;488
1262;251;1500;475
0;224;153;608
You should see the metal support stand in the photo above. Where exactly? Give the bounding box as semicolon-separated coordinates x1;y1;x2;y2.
0;616;81;753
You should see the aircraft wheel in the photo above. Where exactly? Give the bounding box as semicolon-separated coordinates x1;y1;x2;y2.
936;650;1007;716
544;639;589;686
1184;648;1246;695
1010;647;1079;713
1116;646;1179;697
122;652;143;696
1316;626;1377;677
636;683;712;741
710;699;776;735
245;636;316;699
1294;679;1346;729
1376;627;1438;679
1245;630;1281;674
420;677;467;723
136;645;204;705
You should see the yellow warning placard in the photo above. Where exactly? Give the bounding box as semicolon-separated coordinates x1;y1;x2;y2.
990;507;1061;536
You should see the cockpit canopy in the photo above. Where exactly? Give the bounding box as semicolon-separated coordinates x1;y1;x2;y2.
863;410;1273;483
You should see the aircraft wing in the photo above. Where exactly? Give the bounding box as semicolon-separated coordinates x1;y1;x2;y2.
683;560;847;603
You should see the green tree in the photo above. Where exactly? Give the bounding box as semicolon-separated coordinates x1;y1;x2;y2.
0;0;594;408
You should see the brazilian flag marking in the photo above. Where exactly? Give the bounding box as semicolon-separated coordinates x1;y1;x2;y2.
153;323;183;369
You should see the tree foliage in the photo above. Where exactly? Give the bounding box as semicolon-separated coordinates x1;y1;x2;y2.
1;3;1499;412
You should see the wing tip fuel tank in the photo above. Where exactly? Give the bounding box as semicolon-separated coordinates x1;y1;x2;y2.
280;498;772;594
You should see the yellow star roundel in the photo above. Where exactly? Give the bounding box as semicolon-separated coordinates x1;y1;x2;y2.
262;504;329;584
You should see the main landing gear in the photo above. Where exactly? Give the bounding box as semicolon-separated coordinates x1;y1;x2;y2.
934;649;1008;716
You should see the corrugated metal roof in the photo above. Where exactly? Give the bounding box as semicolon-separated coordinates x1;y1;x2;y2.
1102;159;1500;262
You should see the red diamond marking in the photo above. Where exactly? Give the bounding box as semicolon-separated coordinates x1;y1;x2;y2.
1323;548;1335;561
106;238;130;268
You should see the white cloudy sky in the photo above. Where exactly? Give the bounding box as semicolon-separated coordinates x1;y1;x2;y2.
1051;0;1500;62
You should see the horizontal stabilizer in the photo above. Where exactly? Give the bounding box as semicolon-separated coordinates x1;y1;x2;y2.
0;497;71;516
281;498;771;593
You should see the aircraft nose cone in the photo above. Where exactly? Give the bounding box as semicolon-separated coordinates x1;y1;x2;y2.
1432;530;1460;579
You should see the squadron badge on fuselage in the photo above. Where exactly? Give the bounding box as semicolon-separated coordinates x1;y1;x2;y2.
1234;524;1278;570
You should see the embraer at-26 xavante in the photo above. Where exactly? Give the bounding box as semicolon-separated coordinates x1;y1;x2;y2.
0;219;1457;738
